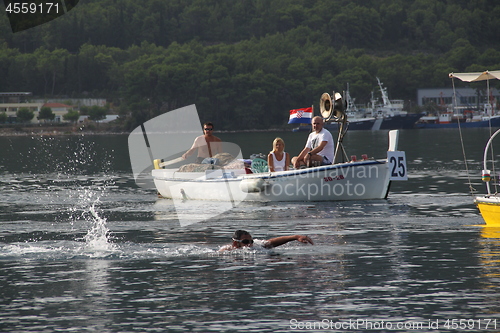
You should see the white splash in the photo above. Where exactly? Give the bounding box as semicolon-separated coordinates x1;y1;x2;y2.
82;203;116;256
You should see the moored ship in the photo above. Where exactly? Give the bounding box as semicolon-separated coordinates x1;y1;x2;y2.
294;79;422;132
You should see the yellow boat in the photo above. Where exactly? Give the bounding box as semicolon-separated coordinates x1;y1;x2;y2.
476;196;500;227
449;71;500;226
474;128;500;227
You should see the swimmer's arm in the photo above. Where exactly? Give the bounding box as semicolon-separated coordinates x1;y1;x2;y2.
263;235;313;248
218;244;233;252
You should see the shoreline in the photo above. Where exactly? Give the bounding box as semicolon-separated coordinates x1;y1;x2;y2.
0;127;129;137
0;124;289;136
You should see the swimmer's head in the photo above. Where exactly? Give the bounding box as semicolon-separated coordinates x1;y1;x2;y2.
232;230;254;248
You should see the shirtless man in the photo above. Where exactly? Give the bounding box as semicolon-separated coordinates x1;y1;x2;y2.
182;122;222;163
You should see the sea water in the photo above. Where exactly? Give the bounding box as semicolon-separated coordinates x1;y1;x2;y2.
0;129;499;332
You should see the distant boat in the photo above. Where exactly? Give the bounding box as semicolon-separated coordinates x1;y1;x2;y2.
415;109;500;129
293;79;422;132
417;71;500;129
364;78;423;130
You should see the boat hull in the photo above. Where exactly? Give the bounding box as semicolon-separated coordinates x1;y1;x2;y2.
380;113;423;129
475;196;500;226
321;114;422;131
416;116;500;129
153;160;391;202
325;118;376;131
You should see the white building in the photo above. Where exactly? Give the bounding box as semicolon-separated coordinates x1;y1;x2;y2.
41;102;74;122
1;92;109;124
417;87;500;109
0;92;43;123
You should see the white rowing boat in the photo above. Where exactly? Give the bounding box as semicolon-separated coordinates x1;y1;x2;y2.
129;103;407;224
151;128;406;202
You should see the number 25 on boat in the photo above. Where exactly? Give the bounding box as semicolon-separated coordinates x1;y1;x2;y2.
387;130;408;181
388;151;408;181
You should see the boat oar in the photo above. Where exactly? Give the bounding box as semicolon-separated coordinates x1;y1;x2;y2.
153;157;184;169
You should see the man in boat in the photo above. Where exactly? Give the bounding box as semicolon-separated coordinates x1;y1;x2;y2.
219;230;314;251
182;122;223;163
292;116;335;168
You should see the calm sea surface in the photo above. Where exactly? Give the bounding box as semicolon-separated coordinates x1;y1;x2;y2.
1;128;500;332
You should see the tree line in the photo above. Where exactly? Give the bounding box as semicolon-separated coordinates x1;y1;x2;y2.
1;0;500;130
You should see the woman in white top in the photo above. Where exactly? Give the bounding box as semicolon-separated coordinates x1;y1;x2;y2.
267;137;290;172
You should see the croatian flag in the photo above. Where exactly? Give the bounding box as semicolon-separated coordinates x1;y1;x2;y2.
288;107;313;124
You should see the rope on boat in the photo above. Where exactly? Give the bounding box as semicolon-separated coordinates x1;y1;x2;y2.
452;77;476;195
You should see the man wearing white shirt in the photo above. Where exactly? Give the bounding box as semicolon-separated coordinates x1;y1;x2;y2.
292;116;335;168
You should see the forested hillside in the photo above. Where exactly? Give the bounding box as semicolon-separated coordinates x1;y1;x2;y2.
1;0;500;130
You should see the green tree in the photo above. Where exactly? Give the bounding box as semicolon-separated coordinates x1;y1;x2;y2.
38;106;55;122
35;48;71;96
16;107;34;123
0;46;21;92
329;4;382;48
446;39;480;69
88;105;107;122
0;112;7;123
63;110;80;123
2;0;500;130
79;105;89;115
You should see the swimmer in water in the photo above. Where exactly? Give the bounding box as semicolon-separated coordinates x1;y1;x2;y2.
219;229;313;252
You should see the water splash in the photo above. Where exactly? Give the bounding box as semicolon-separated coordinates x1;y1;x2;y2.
82;203;115;256
2;135;125;258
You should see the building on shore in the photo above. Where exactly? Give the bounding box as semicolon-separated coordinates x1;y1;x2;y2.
0;92;108;124
0;92;43;123
417;87;499;110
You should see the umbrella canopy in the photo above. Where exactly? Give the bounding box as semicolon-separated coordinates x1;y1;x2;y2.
449;70;500;82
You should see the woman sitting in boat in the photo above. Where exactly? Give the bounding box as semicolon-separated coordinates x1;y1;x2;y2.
267;137;290;172
219;230;314;252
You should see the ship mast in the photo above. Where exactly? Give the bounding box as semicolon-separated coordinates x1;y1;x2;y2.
377;77;392;107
